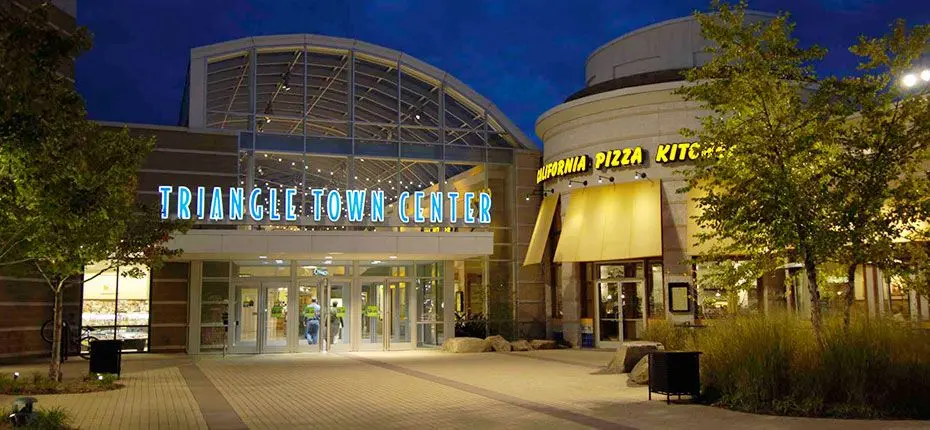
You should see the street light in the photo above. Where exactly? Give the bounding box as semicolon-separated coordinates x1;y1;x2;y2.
902;68;930;88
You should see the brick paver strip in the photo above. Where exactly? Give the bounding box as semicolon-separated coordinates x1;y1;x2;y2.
507;351;605;369
179;363;248;430
346;353;637;430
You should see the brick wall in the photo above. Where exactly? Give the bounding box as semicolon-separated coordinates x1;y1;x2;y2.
149;262;190;352
0;267;81;361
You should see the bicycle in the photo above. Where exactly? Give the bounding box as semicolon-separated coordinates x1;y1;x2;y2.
40;320;99;360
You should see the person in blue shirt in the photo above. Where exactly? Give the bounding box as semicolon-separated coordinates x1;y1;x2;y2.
304;298;321;345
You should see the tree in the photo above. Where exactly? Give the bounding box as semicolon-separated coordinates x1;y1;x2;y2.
678;1;847;345
829;21;930;328
681;1;930;341
0;4;189;380
0;2;89;267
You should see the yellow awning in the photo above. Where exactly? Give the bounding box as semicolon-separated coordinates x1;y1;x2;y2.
553;181;661;262
523;193;560;266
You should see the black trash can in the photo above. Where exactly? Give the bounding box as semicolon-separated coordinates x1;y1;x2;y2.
89;340;123;376
648;351;701;404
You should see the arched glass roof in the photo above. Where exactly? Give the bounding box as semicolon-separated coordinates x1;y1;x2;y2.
190;34;537;151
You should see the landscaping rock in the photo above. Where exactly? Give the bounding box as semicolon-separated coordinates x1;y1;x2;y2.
511;340;532;351
606;341;662;373
530;339;558;350
629;355;649;385
442;337;490;353
486;335;512;352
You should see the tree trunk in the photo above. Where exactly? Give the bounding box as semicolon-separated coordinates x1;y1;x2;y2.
48;280;64;381
844;263;857;331
803;255;825;348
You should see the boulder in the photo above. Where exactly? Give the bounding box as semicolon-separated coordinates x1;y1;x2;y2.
606;341;662;373
530;339;558;350
442;337;490;353
486;335;512;352
628;355;649;385
510;340;532;351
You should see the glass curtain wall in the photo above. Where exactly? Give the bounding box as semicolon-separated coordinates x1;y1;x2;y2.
416;262;444;346
201;261;231;352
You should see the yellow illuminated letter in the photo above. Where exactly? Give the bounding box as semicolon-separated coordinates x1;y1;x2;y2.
594;152;606;170
655;144;670;163
631;146;643;164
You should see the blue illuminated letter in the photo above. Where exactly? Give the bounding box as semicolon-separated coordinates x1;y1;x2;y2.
268;188;280;221
177;186;192;219
398;192;410;223
446;192;459;223
249;188;264;221
158;186;172;219
229;187;244;221
478;192;491;224
346;190;366;222
284;188;297;221
196;186;206;219
209;187;224;220
464;192;475;223
327;190;342;222
370;190;384;222
311;189;325;221
430;192;443;223
413;191;425;223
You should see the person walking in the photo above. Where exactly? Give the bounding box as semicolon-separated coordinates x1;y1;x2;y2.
304;298;321;345
328;301;343;345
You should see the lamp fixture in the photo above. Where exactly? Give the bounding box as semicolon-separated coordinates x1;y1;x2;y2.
524;188;555;201
597;175;614;184
633;172;648;180
568;180;587;188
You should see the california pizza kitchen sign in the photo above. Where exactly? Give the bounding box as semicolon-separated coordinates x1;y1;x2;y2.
536;142;704;184
157;186;492;224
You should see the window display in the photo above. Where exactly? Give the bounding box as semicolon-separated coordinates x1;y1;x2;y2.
82;262;150;352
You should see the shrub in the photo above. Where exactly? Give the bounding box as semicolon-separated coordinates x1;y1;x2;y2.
0;372;121;395
694;313;930;419
2;406;74;430
643;319;694;351
454;312;488;338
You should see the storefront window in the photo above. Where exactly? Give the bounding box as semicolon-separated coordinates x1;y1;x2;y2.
201;261;230;352
648;262;665;319
82;262;150;352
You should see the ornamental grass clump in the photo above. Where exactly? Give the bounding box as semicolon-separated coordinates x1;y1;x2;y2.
694;313;930;419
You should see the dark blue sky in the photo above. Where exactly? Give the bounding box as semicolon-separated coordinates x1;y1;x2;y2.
76;0;930;145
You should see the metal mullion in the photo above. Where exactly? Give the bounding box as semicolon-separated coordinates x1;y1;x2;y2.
397;58;403;144
349;50;355;154
439;81;446;160
301;43;309;226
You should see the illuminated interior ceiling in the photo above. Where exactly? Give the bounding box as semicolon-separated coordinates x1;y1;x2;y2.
200;36;530;206
201;36;534;150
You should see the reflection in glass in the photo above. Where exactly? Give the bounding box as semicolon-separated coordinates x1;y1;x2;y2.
360;282;383;345
265;287;288;347
598;282;620;342
236;287;259;346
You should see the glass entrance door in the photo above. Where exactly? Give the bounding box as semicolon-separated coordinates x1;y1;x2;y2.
232;284;261;353
596;280;646;347
263;284;289;352
597;281;621;346
232;282;289;353
358;279;412;351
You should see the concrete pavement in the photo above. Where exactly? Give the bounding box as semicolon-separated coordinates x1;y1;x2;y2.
1;350;927;429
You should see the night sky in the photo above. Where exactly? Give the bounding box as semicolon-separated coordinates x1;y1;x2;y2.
76;0;930;146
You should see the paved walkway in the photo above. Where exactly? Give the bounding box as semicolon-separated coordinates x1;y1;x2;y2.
1;350;928;429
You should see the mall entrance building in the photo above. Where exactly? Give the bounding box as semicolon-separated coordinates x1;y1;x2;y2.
0;31;546;359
